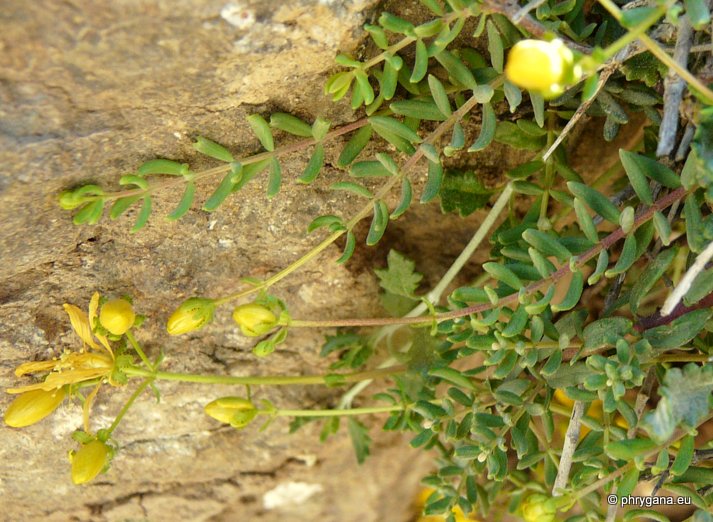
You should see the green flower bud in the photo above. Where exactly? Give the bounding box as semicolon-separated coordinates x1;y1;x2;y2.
232;303;277;337
520;494;557;522
100;298;135;336
166;297;215;335
71;439;110;485
204;397;257;428
4;387;67;428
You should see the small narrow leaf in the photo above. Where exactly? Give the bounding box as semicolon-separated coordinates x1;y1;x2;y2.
619;150;654;205
670;434;695;477
501;305;528;337
193;137;234;162
567;182;621;224
652;211;672;246
421;161;443;203
605;234;637;277
308;215;342;233
73;200;104;225
351;161;392;178
435;50;477;90
429;367;476;391
390;98;447;121
110;195;142;220
247;114;275;151
551;271;583;312
267;158;282;198
203;171;235;211
629;247;677;314
330;181;373;198
354;69;375;105
137;159;189;176
311;117;331;141
381;60;399;100
270;113;313;137
573;198;599;243
588;250;609;285
234;159;269;192
390;178;412;219
411;39;428;83
337;231;356;264
605;438;658;460
366;200;389;246
482;262;523;290
468;103;495;152
298;144;325;184
685;0;711;29
166;182;195;221
486;20;503;72
337;125;373;167
369;116;422;143
427;74;451;117
621;150;681;189
522;229;572;262
132;196;151;233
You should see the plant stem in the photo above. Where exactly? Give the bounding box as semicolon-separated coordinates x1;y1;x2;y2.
285;187;687;329
215;86;493;307
107;377;153;435
98;119;369;202
598;3;667;61
597;0;713;103
267;404;404;417
123;365;405;386
125;330;154;371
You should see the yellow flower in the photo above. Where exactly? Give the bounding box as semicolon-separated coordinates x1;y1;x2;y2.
166;297;215;335
71;439;110;485
99;298;135;336
4;387;67;428
204;397;258;428
505;39;580;98
6;293;119;431
232;303;277;337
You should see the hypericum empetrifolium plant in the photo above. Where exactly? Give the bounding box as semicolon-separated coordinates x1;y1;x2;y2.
6;0;713;519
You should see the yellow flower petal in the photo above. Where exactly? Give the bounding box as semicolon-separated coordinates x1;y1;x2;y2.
89;293;113;354
64;303;100;350
4;387;67;428
14;359;59;377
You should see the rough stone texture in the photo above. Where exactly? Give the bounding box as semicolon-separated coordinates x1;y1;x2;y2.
0;1;639;521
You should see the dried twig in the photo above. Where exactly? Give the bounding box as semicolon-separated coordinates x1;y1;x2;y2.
553;401;585;496
661;239;713;316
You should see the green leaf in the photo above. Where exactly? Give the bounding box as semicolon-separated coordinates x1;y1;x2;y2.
494;121;545;151
298;143;325;184
583;317;632;349
552;271;584;313
486;20;503;73
132;196;151;233
270;112;313;137
643;363;713;444
351;161;392;178
411;39;428;83
137;159;189;176
166;182;195;221
619;150;654;205
354;69;375;105
307;215;342;233
685;0;711;29
378;12;414;33
421;160;443;203
364;23;388;49
468;103;496;152
483;262;522;290
369;116;422;144
567;182;621;224
522;229;572;262
621;151;681;189
429;367;476;391
605;234;638;277
375;250;422;298
381;59;400;100
203;171;235;211
366;200;389;246
684;269;713;306
644;309;713;349
598;90;629;124
617;467;640;497
653;211;672;246
347;418;371;464
503;81;522;113
337;125;373;167
439;170;493;217
73;200;104;225
434;50;477;90
501;305;528;337
605;438;657;460
427;75;451;117
670;434;695;477
629;247;677;314
193;137;234;163
684;193;706;253
109;195;142;220
390;98;447;121
330;181;373;199
337;231;356;264
311;117;331;141
390;178;412;220
573;198;599;243
418;0;444;15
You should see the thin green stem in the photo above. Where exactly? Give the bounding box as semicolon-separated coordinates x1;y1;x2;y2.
599;3;667;61
125;330;154;371
597;0;713;103
268;404;404;417
124;365;405;386
106;378;153;435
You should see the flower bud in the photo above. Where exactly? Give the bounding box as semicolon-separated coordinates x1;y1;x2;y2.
71;439;110;485
4;387;67;428
166;297;215;335
232;303;278;337
204;397;257;428
520;494;557;522
100;298;135;336
505;39;580;98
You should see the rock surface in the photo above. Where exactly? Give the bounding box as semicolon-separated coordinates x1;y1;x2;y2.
0;1;637;521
